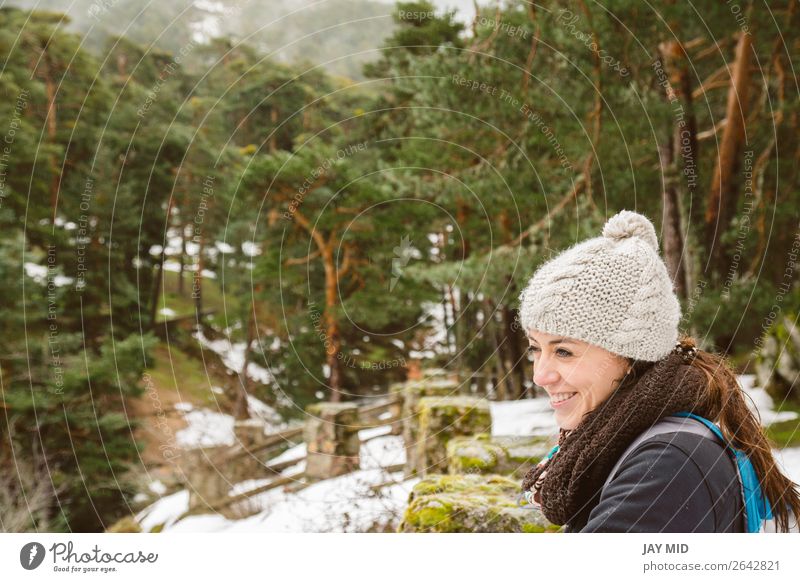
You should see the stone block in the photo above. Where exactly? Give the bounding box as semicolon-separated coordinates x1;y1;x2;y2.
398;473;559;533
413;396;491;476
446;433;553;478
304;402;360;479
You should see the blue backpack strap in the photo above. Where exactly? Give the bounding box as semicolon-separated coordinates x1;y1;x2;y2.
673;412;773;533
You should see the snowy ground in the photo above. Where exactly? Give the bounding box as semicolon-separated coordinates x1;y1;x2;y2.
136;423;413;533
134;374;800;533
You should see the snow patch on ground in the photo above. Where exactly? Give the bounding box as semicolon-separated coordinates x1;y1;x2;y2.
175;409;235;448
136;490;190;532
490;397;556;436
163;468;416;533
740;374;799;425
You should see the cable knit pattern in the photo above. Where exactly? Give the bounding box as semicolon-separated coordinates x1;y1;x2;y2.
518;210;680;362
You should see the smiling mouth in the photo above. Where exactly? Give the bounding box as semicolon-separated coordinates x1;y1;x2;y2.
550;392;577;406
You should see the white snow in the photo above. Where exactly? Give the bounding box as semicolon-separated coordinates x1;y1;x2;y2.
740;374;799;424
136;422;411;533
267;442;306;467
136;490;190;532
360;433;405;470
161;260;217;278
215;241;235;254
175;408;236;448
158;307;177;317
161;468;417;533
490;396;557;436
148;480;168;495
24;262;74;286
246;394;285;427
242;241;261;257
774;447;800;484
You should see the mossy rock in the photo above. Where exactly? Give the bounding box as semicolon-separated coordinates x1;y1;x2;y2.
447;433;553;477
305;402;360;419
414;397;492;475
398;473;560;533
105;516;142;533
393;378;468;477
303;402;360;479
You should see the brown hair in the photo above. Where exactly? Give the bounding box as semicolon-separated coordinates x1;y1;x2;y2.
618;335;800;532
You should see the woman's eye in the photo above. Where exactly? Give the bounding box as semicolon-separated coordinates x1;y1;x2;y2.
527;345;571;358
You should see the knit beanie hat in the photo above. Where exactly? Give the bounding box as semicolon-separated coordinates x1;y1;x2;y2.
517;210;681;362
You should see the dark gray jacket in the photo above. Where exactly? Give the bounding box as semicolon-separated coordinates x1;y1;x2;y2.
567;431;746;532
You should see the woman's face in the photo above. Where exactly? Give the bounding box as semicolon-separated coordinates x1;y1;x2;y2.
526;329;631;430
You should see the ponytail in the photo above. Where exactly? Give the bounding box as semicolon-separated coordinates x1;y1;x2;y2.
679;335;800;532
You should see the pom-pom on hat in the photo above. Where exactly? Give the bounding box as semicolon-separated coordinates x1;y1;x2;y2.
517;210;681;362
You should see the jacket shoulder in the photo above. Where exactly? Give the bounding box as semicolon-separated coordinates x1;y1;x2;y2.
579;431;744;532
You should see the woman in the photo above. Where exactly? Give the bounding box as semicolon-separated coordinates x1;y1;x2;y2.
517;209;800;533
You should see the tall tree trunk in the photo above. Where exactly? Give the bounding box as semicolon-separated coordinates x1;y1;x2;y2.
658;40;695;300
453;201;471;384
441;283;454;352
150;197;174;327
497;215;525;399
234;301;256;420
43;68;59;225
503;303;524;399
193;232;204;319
178;182;190;297
705;32;753;271
322;246;343;402
485;299;508;401
660;135;687;299
269;107;279;153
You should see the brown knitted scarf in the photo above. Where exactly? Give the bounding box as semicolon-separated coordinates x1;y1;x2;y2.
520;349;711;527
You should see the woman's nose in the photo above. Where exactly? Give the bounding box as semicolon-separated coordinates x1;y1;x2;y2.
533;357;560;387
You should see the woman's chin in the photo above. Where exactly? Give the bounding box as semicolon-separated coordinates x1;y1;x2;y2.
554;412;578;431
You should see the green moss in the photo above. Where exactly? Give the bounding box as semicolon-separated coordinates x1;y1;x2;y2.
522;523;562;533
405;499;454;531
459;456;494;470
446;435;552;478
400;473;556;533
305;402;358;417
447;436;502;473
